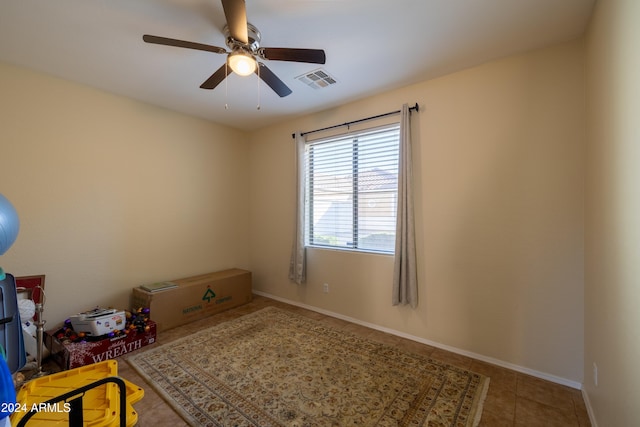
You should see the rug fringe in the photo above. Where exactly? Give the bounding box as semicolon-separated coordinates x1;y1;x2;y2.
471;376;491;427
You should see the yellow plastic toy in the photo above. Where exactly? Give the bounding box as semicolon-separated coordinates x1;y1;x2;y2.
11;360;143;426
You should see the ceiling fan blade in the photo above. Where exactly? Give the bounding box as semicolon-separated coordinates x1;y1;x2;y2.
143;35;227;54
200;64;232;90
221;0;248;44
259;47;326;64
256;63;292;97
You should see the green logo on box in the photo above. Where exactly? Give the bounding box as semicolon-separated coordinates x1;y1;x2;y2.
202;288;216;303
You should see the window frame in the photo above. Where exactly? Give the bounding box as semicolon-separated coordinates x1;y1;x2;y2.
304;123;400;255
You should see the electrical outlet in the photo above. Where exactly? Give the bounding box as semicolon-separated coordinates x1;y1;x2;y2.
323;283;329;293
593;362;598;386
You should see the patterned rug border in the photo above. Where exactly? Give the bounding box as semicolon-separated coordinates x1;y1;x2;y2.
127;306;490;426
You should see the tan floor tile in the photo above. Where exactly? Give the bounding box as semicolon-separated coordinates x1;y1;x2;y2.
470;360;517;392
515;396;580;427
134;402;190;427
291;309;326;322
516;373;575;415
573;391;592;427
483;382;516;419
320;315;351;329
430;348;473;370
341;321;376;337
366;330;406;347
478;408;515;427
393;337;436;357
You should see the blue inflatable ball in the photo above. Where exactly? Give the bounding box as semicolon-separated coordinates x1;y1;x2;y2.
0;194;20;255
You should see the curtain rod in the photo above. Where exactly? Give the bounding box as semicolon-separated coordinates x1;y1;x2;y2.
292;102;419;139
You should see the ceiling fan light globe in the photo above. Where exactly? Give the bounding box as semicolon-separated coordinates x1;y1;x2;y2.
228;52;257;76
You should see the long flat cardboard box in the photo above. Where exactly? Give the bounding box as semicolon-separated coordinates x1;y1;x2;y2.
131;268;252;331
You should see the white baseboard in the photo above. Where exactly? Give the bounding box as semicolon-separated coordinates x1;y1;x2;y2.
253;290;583;390
582;388;598;427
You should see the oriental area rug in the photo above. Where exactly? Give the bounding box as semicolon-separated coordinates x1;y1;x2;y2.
127;307;489;426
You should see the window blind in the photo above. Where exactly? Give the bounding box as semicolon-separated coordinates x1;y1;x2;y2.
305;124;400;253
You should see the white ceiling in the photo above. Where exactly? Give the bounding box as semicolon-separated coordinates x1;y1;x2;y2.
0;0;595;131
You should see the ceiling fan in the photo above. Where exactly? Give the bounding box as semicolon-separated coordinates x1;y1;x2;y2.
143;0;326;97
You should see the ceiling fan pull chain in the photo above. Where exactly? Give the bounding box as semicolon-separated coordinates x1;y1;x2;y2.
225;62;229;110
257;64;261;110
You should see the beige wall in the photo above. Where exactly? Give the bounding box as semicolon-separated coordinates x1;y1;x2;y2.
249;40;585;384
0;35;587;389
0;62;250;327
584;0;640;425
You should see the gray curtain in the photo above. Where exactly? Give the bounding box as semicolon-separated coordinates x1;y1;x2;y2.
289;132;307;284
392;104;418;307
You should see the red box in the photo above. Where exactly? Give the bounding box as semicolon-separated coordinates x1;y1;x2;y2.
45;321;156;369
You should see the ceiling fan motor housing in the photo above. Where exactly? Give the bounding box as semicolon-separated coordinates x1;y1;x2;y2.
224;23;261;53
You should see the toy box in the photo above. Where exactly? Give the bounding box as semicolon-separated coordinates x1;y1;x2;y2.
46;321;156;369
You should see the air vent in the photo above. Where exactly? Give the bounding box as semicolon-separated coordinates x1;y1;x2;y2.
295;68;337;89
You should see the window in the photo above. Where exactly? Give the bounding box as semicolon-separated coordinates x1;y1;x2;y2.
305;124;400;253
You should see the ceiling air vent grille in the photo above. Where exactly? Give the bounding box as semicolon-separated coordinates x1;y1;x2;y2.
296;68;337;89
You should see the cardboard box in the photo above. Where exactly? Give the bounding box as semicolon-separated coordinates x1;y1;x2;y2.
131;268;252;332
46;321;157;369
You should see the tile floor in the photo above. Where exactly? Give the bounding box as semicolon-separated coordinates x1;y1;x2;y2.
113;295;591;426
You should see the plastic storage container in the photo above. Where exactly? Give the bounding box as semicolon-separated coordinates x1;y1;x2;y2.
11;360;143;427
0;273;26;373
